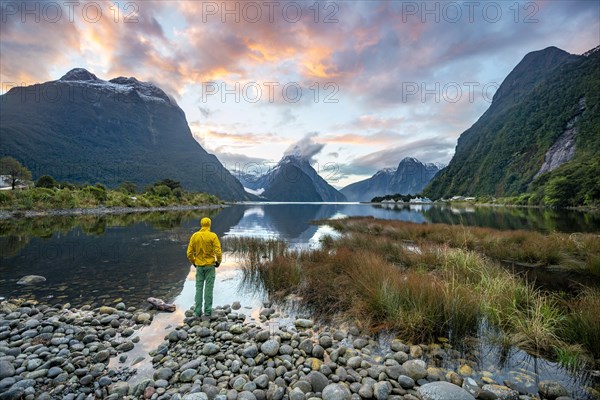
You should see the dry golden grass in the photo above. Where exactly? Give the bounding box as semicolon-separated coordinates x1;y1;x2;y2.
240;218;600;365
323;217;600;275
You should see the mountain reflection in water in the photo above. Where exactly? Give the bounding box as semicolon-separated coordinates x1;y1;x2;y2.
1;203;598;308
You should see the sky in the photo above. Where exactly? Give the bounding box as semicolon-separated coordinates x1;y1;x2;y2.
1;0;599;188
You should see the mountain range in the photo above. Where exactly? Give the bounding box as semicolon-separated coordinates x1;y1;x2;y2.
425;46;600;207
240;155;346;202
340;157;443;201
0;68;250;200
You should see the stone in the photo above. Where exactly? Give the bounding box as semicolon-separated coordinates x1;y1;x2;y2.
279;344;293;355
116;341;134;352
243;345;259;358
203;343;221;355
322;383;352;400
259;308;275;317
130;378;153;397
347;357;362;370
254;374;270;389
290;387;305;400
390;340;408;353
0;361;15;379
232;301;241;310
481;384;519;400
392;352;408;364
80;375;93;385
17;275;46;285
308;371;329;393
233;377;248;391
462;377;481;397
458;364;473;376
401;360;427;381
538;381;568;400
299;339;313;354
255;330;270;342
397;375;415;389
359;384;373;398
260;340;280;357
384;365;404;380
183;394;209;400
136;313;151;323
292;380;312;394
373;382;389;400
154;367;174;381
312;345;325;359
319;335;333;349
99;306;118;314
238;391;257;400
0;387;24;400
108;381;130;397
180;360;201;371
294;319;314;329
203;384;220;400
47;366;63;378
180;369;197;382
24;319;40;329
417;382;476;400
230;324;245;334
99;376;113;386
352;338;368;349
94;350;110;363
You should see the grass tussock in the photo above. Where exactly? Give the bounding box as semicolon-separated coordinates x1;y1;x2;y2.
322;217;600;276
240;220;600;366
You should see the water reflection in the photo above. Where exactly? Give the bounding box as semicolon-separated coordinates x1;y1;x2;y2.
422;204;600;233
1;203;599;309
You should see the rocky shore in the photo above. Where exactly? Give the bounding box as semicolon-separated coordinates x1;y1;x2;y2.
0;299;586;400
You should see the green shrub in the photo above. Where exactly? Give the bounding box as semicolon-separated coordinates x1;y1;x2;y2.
0;191;14;205
118;181;137;194
36;175;58;188
152;184;172;197
82;185;107;202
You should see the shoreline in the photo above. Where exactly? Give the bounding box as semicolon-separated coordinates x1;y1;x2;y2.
0;204;227;220
0;297;593;400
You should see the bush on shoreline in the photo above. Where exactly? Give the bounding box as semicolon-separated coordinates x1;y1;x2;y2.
0;180;221;210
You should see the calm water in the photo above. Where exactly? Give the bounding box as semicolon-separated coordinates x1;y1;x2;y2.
1;203;599;397
1;203;599;306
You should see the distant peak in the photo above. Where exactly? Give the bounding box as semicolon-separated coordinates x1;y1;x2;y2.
59;68;99;82
280;154;309;163
400;157;421;164
425;162;446;170
582;45;600;57
109;76;141;85
376;167;397;174
109;76;175;105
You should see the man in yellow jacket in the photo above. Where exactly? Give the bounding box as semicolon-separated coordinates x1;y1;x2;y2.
187;217;222;318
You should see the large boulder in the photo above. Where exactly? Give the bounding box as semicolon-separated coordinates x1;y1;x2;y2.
538;381;569;400
17;275;46;285
322;383;352;400
417;382;476;400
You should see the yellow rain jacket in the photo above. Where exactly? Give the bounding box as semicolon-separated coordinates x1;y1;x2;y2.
187;217;222;267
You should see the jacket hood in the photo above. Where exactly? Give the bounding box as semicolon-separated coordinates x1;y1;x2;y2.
200;217;212;230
